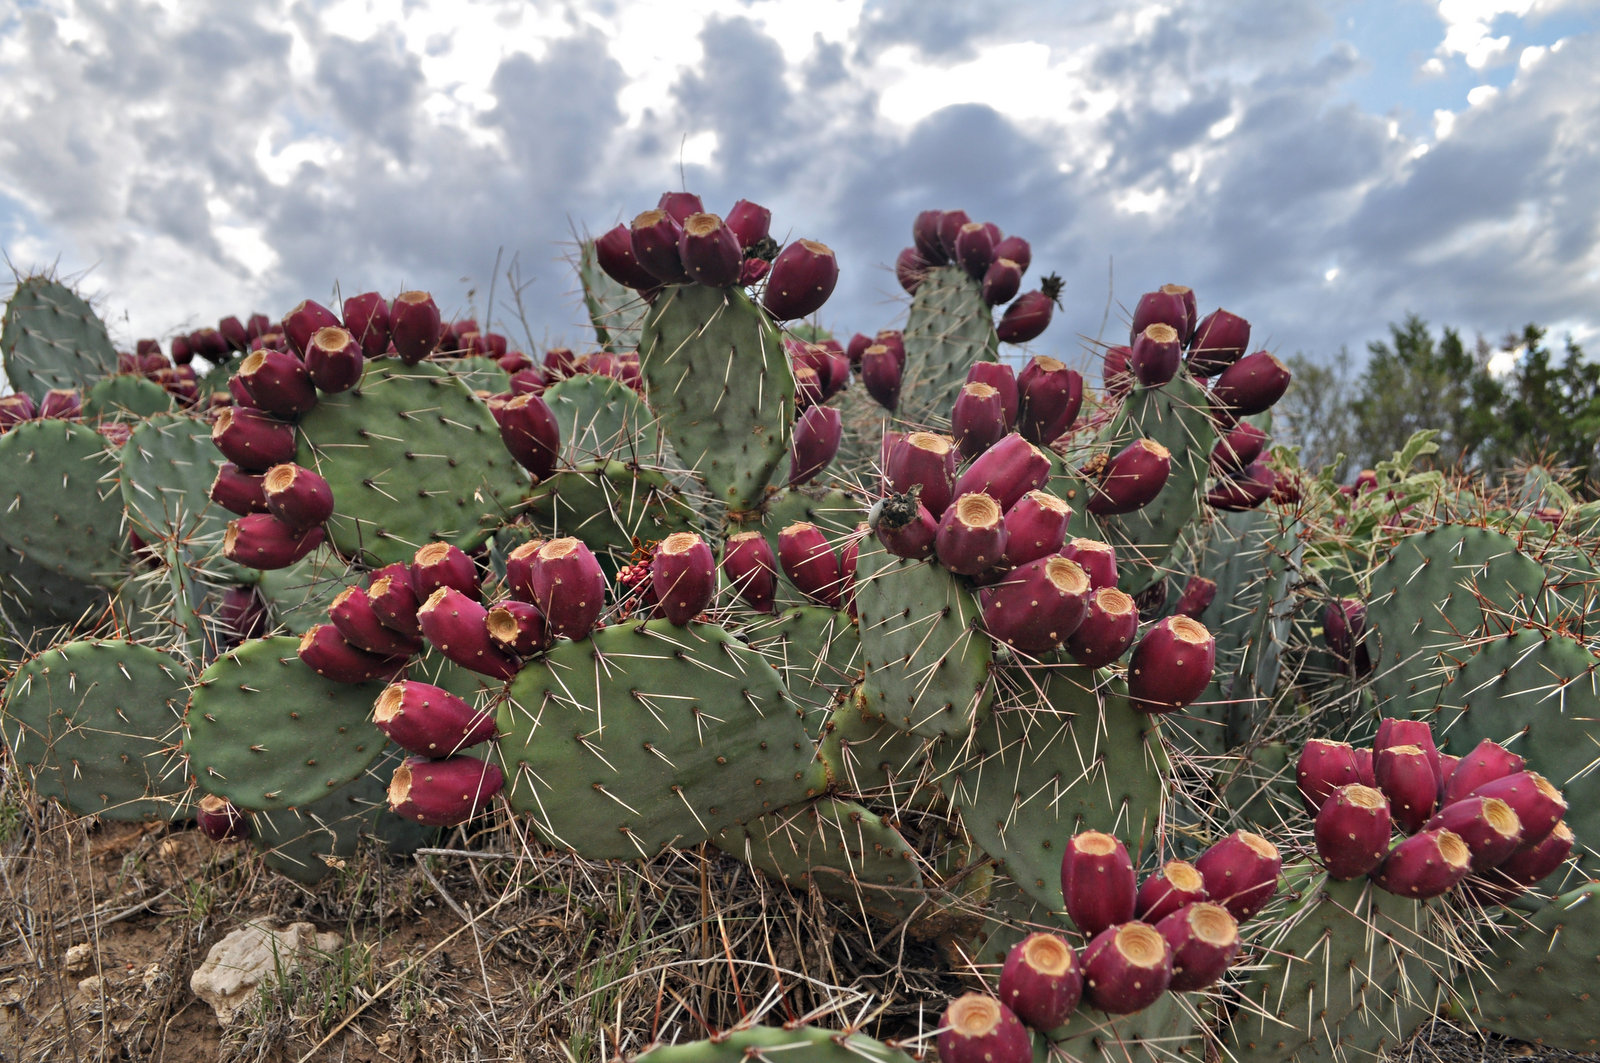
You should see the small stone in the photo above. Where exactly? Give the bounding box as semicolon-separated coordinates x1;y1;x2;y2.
64;943;95;976
190;921;344;1026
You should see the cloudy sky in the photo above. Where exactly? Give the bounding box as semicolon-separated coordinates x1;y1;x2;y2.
1;0;1596;377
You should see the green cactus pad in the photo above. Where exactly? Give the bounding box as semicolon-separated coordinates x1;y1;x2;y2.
184;635;389;810
117;413;253;579
523;459;698;564
0;418;131;587
254;547;364;636
1;639;190;820
84;375;176;421
898;265;998;428
745;605;860;721
854;542;992;738
760;485;865;543
816;691;940;807
579;238;647;354
638;283;794;514
1;276;121;403
0;543;111;628
542;372;658;466
498;618;827;859
442;354;511;395
635;1025;915;1063
717;796;926;922
934;665;1167;912
294;360;527;566
1464;883;1600;1051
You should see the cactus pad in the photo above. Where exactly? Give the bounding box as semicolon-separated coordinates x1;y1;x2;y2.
898;265;998;427
543;372;658;465
746;605;860;721
523;459;698;563
0;418;130;587
84;374;176;420
1465;883;1600;1050
118;413;246;573
635;1025;914;1063
579;237;647;353
2;276;120;403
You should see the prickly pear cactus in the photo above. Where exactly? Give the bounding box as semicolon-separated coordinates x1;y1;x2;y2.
0;418;131;587
897;264;998;427
2;275;120;402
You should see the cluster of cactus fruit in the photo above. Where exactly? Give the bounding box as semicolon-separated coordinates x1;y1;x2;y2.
3;195;1598;1061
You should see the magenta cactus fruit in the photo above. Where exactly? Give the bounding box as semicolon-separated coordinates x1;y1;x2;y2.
595;224;660;292
1194;830;1281;922
677;212;744;287
1129;323;1183;387
1375;718;1442;783
373;681;497;756
981;257;1023;307
1130;286;1194;346
997;279;1062;345
1059;537;1117;590
367;569;424;641
196;794;250;841
1467;771;1566;847
1064;587;1139;667
998;933;1083;1032
874;329;906;368
1186;308;1250;376
873;495;939;561
790;404;843;486
0;392;36;427
223;513;324;570
1442;738;1525;805
936;994;1032;1063
1103;344;1133;397
501;540;544;604
936;493;1009;577
341;291;391;359
724;199;771;249
936;209;971;260
1482;821;1574;896
1060;831;1137;938
1296;739;1364;814
498;393;561;481
912;209;948;264
1173;576;1217;620
297;623;406;684
721;531;778;614
952;382;1008;460
1314;784;1393;880
525;538;607;641
1136;860;1208;925
1371;828;1472;899
656;191;703;223
485;599;549;657
417;587;521;680
390;291;442;365
980;555;1091;655
215;585;268;645
993;235;1031;274
763;239;838;320
1426;796;1523;871
411;541;481;603
1211;351;1292;415
861;344;903;410
1127;615;1216;715
1210;421;1269;475
210;463;269;515
281;299;340;359
303;325;365;393
894;247;930;295
778;522;843;608
237;348;317;417
650;532;716;626
387;754;503;827
1002;491;1072;566
952;433;1051;512
629;209;691;284
1375;744;1439;834
1156;902;1239;993
261;463;334;533
1081;923;1173;1015
1086;439;1172;516
884;431;957;517
966;362;1018;426
329;585;422;657
217;318;248;353
1206;462;1276;512
1322;598;1373;676
954;221;995;279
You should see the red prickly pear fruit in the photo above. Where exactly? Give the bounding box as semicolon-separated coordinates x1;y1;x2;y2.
936;493;1009;577
191;327;229;360
1322;598;1373;676
298;623;407;684
997;287;1058;345
998;933;1083;1032
937;994;1032;1063
1467;771;1566;847
1081;923;1173;1015
0;392;37;427
169;333;193;366
244;314;271;341
650;532;716;626
1374;744;1438;834
509;367;548;395
390;291;443;365
304;326;365;393
1426;796;1523;871
953;433;1052;513
725;199;771;249
952;382;1008;461
721;531;778;614
791;365;824;410
912;209;948;264
840;528;863;618
1443;739;1525;805
1211;351;1291;415
872;494;939;561
1131;286;1194;346
1375;718;1442;788
1136;860;1208;925
967;362;1019;427
210;462;270;516
1086;439;1172;516
790;404;842;486
763;239;839;321
387;754;503;827
1059;538;1117;589
845;332;873;369
1173;576;1217;620
1210;421;1269;475
217;317;248;352
885;432;957;517
1206;461;1276;512
778;522;843;608
874;329;907;368
656;190;704;223
411;541;482;603
1127;615;1215;714
282;300;340;359
528;538;607;641
1187;309;1250;377
223;514;324;570
954;221;995;279
1296;739;1364;814
739;257;770;286
1353;747;1376;787
1002;491;1071;566
196;793;250;841
374;680;497;756
341;292;391;359
1017;356;1084;446
418;587;521;680
980;555;1091;655
237;348;317;417
501;540;544;604
994;235;1031;275
1064;586;1139;668
262;463;334;534
544;347;579;378
1371;828;1472;899
485;599;549;657
1060;831;1137;938
1485;820;1574;894
895;247;931;295
1195;830;1281;922
498;393;561;481
216;584;268;645
981;258;1022;307
368;569;424;640
1157;902;1239;993
595;224;661;292
677;212;743;287
1129;323;1183;387
1314;784;1393;879
936;209;971;260
1103;344;1133;397
330;584;423;657
861;344;903;410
